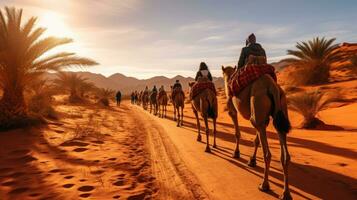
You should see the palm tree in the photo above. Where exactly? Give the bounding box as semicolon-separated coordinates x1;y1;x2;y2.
54;72;89;103
288;90;341;129
284;37;345;85
0;7;98;128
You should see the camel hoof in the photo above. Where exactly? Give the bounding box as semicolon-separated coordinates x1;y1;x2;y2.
258;183;270;192
247;158;257;167
233;150;240;158
213;144;217;148
279;191;292;200
197;135;202;142
205;147;211;153
176;124;180;127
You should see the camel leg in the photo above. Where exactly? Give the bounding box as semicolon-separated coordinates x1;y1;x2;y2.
193;110;201;141
248;133;259;167
180;106;184;126
176;107;180;127
204;115;211;153
173;105;177;121
212;117;217;148
250;95;271;192
278;133;292;200
228;98;241;158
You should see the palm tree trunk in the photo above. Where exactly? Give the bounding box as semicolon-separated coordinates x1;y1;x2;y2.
0;87;28;129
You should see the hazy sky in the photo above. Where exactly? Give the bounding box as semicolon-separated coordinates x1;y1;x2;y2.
1;0;357;78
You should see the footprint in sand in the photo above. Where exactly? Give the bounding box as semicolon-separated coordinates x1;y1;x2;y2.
49;169;63;173
127;192;146;200
113;195;121;199
77;185;95;192
79;179;87;182
29;193;40;197
91;140;104;144
108;158;117;161
113;178;125;186
73;148;88;152
90;170;104;175
79;193;92;198
63;183;75;188
60;141;89;147
64;175;74;179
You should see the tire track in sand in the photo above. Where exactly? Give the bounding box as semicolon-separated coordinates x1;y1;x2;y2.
128;105;208;200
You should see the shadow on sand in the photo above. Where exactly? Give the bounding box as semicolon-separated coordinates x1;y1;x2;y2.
157;108;357;199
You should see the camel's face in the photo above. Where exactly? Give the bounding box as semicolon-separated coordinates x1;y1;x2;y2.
221;65;235;81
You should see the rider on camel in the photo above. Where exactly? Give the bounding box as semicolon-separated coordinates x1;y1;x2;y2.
173;80;182;90
195;62;213;81
152;85;158;94
237;33;266;69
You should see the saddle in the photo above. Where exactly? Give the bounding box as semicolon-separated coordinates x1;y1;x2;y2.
190;78;216;99
229;55;276;97
171;88;185;100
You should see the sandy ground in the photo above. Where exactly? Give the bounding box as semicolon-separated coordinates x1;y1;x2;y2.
0;104;160;200
0;88;356;200
129;97;357;200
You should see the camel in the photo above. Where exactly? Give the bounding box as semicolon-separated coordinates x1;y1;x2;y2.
157;90;168;118
149;91;158;115
222;65;292;200
137;91;143;106
188;81;218;153
170;86;185;127
141;91;149;110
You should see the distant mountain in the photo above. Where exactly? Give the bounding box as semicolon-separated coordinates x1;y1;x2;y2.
45;71;224;95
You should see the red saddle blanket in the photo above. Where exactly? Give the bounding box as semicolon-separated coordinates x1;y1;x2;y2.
190;81;216;99
229;64;277;96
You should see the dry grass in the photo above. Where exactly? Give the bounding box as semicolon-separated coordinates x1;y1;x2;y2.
288;90;343;129
96;88;115;107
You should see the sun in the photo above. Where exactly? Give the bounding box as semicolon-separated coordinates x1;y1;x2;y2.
38;11;74;38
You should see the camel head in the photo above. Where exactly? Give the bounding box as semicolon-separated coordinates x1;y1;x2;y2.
221;65;236;99
221;65;236;80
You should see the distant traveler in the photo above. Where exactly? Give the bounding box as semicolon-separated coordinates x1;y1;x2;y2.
116;90;122;106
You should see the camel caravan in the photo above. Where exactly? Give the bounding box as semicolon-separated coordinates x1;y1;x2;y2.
130;34;292;200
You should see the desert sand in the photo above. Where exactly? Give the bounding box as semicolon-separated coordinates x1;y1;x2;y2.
1;85;356;200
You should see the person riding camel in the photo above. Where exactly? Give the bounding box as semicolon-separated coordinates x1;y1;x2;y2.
195;62;213;82
152;85;158;94
173;80;182;90
190;62;216;100
159;85;164;92
237;33;266;69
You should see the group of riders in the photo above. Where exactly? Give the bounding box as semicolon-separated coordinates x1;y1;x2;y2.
129;33;267;116
124;34;292;200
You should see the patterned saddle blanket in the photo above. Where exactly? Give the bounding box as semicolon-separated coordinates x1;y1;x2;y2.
190;81;216;99
229;64;277;96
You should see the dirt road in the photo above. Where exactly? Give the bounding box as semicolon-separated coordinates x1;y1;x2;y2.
132;101;357;200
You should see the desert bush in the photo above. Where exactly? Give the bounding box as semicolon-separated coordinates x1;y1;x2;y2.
27;79;58;119
288;90;342;129
54;72;93;103
284;37;346;85
0;7;98;130
96;88;115;106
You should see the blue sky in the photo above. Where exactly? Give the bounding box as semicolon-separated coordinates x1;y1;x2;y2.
1;0;357;78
